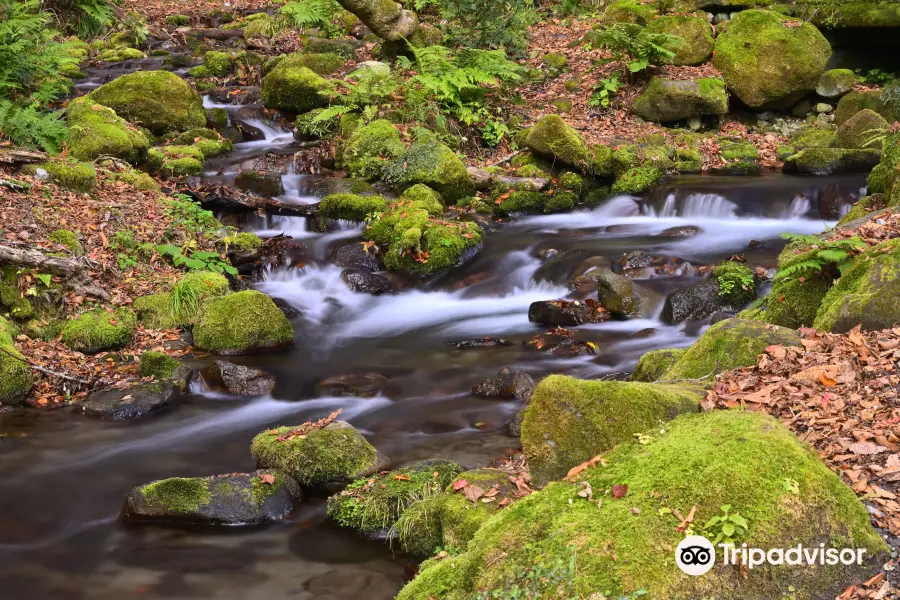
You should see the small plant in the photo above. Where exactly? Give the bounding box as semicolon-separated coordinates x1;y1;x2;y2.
474;545;578;599
589;73;621;108
438;0;537;53
856;68;895;85
163;194;221;238
702;504;748;547
157;244;237;275
590;23;682;81
777;233;867;280
279;0;345;36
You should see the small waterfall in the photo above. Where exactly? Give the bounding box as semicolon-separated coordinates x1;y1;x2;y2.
647;193;737;219
786;195;811;219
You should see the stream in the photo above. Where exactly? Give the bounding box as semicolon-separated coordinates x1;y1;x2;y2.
0;64;870;600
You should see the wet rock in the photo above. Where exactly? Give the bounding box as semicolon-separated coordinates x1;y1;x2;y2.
661;278;731;324
631;77;728;123
80;381;181;420
317;373;388;398
301;177;376;197
451;337;513;349
660;225;702;237
258;235;308;268
580;268;654;319
818;183;844;220
234;170;285;197
613;250;652;272
194;290;294;355
341;268;393;295
211;361;276;396
533;249;590;284
208;86;260;105
631;327;657;338
525;330;597;356
122;470;301;526
234;120;265;142
332;241;382;272
528;299;610;326
472;368;535;401
710;309;737;324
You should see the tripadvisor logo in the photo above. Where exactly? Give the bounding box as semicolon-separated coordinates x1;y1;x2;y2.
675;536;868;576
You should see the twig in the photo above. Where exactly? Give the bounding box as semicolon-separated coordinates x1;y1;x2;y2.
486;150;523;168
0;346;91;385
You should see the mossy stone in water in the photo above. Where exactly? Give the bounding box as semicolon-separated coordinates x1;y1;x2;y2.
834;91;894;126
61;307;137;353
319;193;389;222
383;134;475;203
251;421;378;487
203;51;235;76
783;147;880;175
193;290;293;354
713;260;756;306
0;316;34;406
67;97;150;163
397;410;888;600
629;348;687;382
611;166;664;195
138;351;180;380
791;125;837;150
260;63;332;114
339;119;405;180
90;70;206;135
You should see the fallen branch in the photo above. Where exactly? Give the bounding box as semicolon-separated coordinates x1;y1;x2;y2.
0;243;109;300
486;150;524;168
0;346;91;386
174;26;246;40
0;149;47;165
182;187;320;217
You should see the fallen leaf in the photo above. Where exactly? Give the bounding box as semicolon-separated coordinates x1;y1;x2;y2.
612;484;628;500
258;473;275;485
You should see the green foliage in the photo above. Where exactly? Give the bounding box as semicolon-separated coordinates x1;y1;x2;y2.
51;0;115;38
279;0;341;30
702;504;749;547
473;545;580;600
0;100;67;153
589;74;621;108
156;244;237;276
778;234;866;280
163;194;220;238
438;0;536;53
856;68;895;85
590;23;681;78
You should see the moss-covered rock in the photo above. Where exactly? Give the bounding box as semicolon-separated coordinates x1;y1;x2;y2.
838;194;885;225
194;290;293;354
133;271;230;330
250;421;379;487
834;91;894;126
868;132;900;194
793;0;900;28
339;119;405;180
138;351;180;380
521;376;702;484
713;10;831;108
586;267;649;318
170;128;232;158
494;190;545;215
783;147;881;175
632;77;728;123
383;133;475;203
222;232;264;253
713;138;760;175
791;125;837;150
0;316;33;406
713;260;756;306
203;51;235;76
814;239;900;332
834;108;890;149
599;0;655;25
400;184;444;214
662;318;801;381
646;15;714;65
327;459;462;533
277;52;346;76
90;70;206;135
398;410;888;600
122;470;301;525
320;193;389;222
34;159;96;192
61;307;137;353
764;275;832;329
630;348;687;382
817;68;856;98
48;229;84;255
67;97;150;163
611;166;664;195
295;107;341;139
147;145;204;177
525;115;589;168
260;62;332;114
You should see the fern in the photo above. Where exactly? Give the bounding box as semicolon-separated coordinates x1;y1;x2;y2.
280;0;341;30
0;100;68;153
776;234;866;280
590;23;682;80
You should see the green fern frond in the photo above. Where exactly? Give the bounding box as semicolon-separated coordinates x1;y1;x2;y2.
776;260;826;280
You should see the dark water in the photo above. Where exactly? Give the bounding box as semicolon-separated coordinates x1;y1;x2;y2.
0;66;870;600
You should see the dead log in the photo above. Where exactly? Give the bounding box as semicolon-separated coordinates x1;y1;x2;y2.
181;187;320;217
0;244;109;300
174;27;246;40
0;149;47;165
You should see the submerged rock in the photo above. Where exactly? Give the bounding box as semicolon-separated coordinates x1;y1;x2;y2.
209;361;276;396
316;373;388;398
451;338;513;349
472;368;535;401
528;299;611;326
341;268;393;295
122;470;301;526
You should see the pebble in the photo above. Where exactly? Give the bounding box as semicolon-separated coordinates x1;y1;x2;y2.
815;103;833;114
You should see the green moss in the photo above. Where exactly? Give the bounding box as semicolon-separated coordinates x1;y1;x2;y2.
194;290;293;354
37;159;96;192
630;348;687;382
495;190;544;215
545;190;576;213
260;62;332;114
662;318;801;381
791;125;837;150
165;14;190;26
67;97;150;163
139;351;180;379
400;184;444;216
611;166;663;195
279;52;346;76
525;115;589;168
521;376;702;484
98;47;146;62
244;14;277;39
222;232;264;252
394;494;447;558
834;91;894;126
340;119;405;180
839;194;885;225
295;108;340;139
632;77;728;123
713;261;756;306
90;70;206;135
398;410;887;600
817;68;856;97
133;293;177;329
784;147;881;176
250;421;378;487
147;144;208;177
675;146;702;172
61;307;137;353
0;316;34;405
320;194;389;222
49;229;84;255
383;134;475;203
203;51;235;76
143;477;211;513
133;271;229;330
599;0;655;25
558;171;584;195
171;128;232;158
834;109;890;149
646;15;714;66
327;460;462;533
716;138;760;176
765;276;832;329
713;10;832;108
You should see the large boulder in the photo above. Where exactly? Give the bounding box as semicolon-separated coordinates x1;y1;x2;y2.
260;63;332;114
521;376;701;484
250;420;381;488
528;299;610;326
122;470;301;525
80;381;181;420
383;132;474;203
525;115;589;168
398;410;888;600
90;71;206;135
814;240;900;333
193;291;294;355
339;119;406;180
67;97;149;163
0;317;33;406
646;15;714;65
661;318;801;380
783;147;881;175
713;10;831;108
632;77;728;123
661;278;730;324
834;91;895;126
834;108;890;149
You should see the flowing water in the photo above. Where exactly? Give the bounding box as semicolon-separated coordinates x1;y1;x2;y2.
0;66;871;600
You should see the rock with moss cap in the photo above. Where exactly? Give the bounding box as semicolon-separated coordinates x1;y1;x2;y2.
661;318;801;381
713;139;760;175
133;271;230;330
194;290;293;355
814;239;900;333
611;166;664;195
0;317;34;406
81;380;185;420
327;459;462;534
712;260;756;306
397;410;888;600
320;194;389;222
713;10;831;109
834;109;890;149
817;68;856;98
122;470;301;525
260;62;332;114
90;71;206;135
383;131;474;203
525;115;589;168
67;97;150;163
48;229;84;255
784;147;880;175
399;184;444;215
521;376;702;484
171;128;233;158
139;351;180;380
868;132;900;194
834;91;895;126
647;15;714;65
791;125;837;150
339;119;406;180
629;348;687;382
632;77;728;123
278;52;345;77
202;51;235;76
251;421;381;488
32;159;96;192
61;307;136;353
147;145;204;177
599;0;654;25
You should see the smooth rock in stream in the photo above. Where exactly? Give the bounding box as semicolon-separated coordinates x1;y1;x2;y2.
660;225;702;237
122;470;301;526
209;86;260;105
234;170;285;197
341;268;393;295
817;183;845;220
211;361;276;396
234;120;266;142
332;242;382;272
472;368;535;401
577;268;654;319
258;235;308;268
661;278;732;324
528;300;611;326
612;250;652;272
317;373;389;398
451;337;513;349
80;381;182;420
